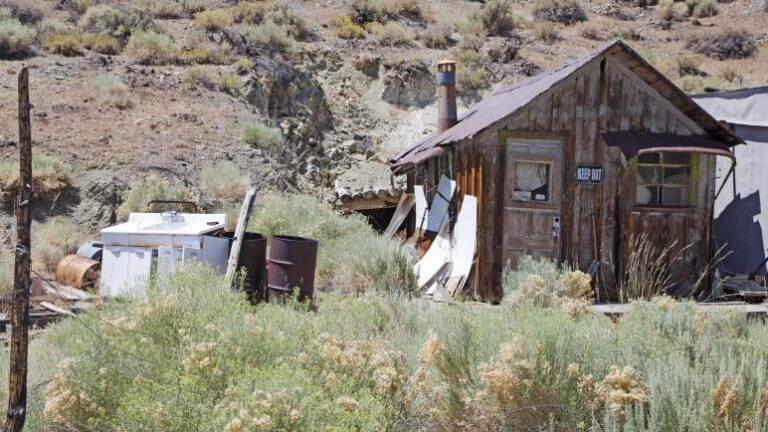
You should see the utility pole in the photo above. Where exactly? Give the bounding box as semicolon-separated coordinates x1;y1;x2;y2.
5;66;32;432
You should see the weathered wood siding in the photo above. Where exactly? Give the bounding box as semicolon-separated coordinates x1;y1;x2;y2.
439;52;716;301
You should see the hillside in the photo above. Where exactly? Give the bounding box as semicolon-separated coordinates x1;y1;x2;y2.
0;0;766;231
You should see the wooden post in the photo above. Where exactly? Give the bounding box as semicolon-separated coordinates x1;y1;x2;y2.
5;67;32;432
225;188;257;289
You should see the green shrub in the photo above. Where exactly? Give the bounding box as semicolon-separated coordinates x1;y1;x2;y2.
32;218;85;274
419;22;453;48
675;53;702;76
82;33;120;54
330;15;366;39
118;175;196;218
91;75;133;109
0;17;34;58
241;121;284;150
1;0;44;24
533;0;587;24
479;0;516;35
78;4;154;39
452;28;490;104
232;1;264;24
366;21;414;46
534;21;560;42
0;151;72;203
233;57;252;74
687;29;757;60
245;22;296;55
43;30;83;56
217;72;242;93
125;30;177;65
194;9;233;31
200;161;251;203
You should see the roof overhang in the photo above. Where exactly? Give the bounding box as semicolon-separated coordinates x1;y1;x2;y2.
602;131;736;161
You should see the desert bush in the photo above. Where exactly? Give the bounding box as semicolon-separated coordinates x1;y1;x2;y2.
194;9;233;31
658;0;689;21
1;0;44;25
176;48;210;64
533;0;587;25
233;57;252;74
348;0;424;23
680;75;703;93
185;65;216;89
330;15;365;39
217;72;242;93
245;22;296;55
125;30;177;65
140;0;184;19
579;22;603;39
43;30;83;56
419;22;453;48
82;33;120;54
0;17;35;58
534;21;560;42
616;0;658;6
0;151;72;203
200;161;250;203
366;21;414;46
266;2;312;41
687;29;757;60
719;64;742;83
241;121;284;150
249;194;416;292
452;27;490;104
479;0;516;35
675;53;702;76
231;1;264;24
118;175;196;218
615;25;643;40
692;0;718;17
78;4;154;40
502;256;593;315
91;75;132;109
456;17;486;51
32;218;85;274
181;0;207;16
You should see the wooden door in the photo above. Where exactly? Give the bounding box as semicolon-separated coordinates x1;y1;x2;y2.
503;138;563;269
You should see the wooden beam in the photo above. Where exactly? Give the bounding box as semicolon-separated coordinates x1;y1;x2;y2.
225;188;257;289
5;66;32;432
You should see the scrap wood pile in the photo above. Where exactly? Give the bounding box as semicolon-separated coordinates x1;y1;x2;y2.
384;175;477;302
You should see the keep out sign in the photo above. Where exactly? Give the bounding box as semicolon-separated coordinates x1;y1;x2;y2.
576;164;603;184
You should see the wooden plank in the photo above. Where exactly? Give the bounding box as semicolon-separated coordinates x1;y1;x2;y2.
39;302;75;317
383;193;415;239
225;188;258;288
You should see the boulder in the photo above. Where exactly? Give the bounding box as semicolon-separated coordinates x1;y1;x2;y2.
381;59;436;108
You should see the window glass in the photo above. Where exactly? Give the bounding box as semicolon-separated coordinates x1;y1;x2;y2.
636;152;693;207
513;161;550;202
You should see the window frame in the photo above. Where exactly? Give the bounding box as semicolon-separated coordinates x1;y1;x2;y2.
633;152;698;209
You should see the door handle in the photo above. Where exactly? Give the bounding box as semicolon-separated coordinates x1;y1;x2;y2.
552;216;561;239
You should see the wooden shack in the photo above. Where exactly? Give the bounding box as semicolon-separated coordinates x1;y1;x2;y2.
390;40;742;302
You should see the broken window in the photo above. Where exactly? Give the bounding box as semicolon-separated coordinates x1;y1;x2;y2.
636;152;693;207
513;161;551;202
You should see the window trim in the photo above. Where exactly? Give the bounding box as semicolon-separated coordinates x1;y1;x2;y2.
632;152;699;209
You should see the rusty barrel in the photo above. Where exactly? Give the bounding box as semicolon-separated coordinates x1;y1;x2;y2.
267;235;318;302
220;231;267;303
56;254;100;290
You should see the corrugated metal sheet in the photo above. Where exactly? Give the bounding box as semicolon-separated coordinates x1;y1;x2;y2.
694;86;768;128
390;40;742;172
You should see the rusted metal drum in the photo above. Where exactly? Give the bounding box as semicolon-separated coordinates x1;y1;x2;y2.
219;231;267;303
56;254;100;290
267;235;318;302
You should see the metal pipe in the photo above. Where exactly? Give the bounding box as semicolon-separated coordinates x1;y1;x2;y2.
437;59;457;133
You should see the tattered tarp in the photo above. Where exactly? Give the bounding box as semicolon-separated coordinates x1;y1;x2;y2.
390;39;741;173
693;86;768;128
602;132;736;160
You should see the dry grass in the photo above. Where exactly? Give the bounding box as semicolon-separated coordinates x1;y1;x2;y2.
534;21;560;42
533;0;587;24
32;218;85;275
0;17;34;58
241;121;284;151
579;22;604;40
78;4;152;40
719;65;743;83
245;22;296;55
91;75;133;109
617;233;687;302
692;0;718;17
231;1;264;24
366;21;414;46
194;9;233;31
330;15;366;39
82;33;120;54
125;30;177;65
349;0;425;23
140;0;184;19
200;161;251;203
658;0;689;21
0;152;72;203
615;25;643;41
43;30;83;56
118;175;196;218
233;57;252;74
419;22;453;48
185;65;216;89
687;29;757;60
675;53;702;76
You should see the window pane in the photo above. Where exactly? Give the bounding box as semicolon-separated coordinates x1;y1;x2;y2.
513;161;550;202
663;166;690;185
638;153;660;164
636;185;659;205
661;187;688;206
637;166;660;184
662;152;690;165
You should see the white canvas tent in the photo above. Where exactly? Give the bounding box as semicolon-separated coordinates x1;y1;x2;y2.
694;87;768;275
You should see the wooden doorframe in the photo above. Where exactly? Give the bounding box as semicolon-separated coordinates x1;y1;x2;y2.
497;130;567;269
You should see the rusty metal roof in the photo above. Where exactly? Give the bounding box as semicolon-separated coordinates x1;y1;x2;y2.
390;40;743;172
